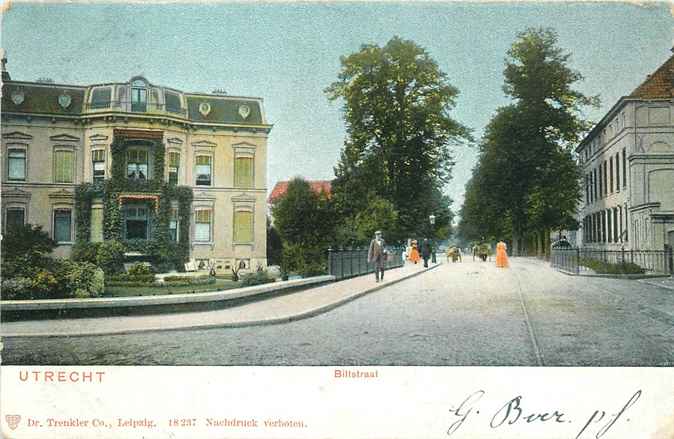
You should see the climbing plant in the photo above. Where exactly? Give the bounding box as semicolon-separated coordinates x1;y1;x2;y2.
74;138;193;271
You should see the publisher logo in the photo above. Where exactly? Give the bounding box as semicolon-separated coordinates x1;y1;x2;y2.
6;414;21;430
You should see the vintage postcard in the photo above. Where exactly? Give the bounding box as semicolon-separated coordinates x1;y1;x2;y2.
0;0;673;438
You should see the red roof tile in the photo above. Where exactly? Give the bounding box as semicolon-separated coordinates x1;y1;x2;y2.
630;53;674;99
268;180;332;204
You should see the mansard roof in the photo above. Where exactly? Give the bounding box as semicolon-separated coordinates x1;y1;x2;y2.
1;76;269;127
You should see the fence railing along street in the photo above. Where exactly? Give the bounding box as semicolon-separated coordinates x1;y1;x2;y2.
327;248;406;280
550;247;674;276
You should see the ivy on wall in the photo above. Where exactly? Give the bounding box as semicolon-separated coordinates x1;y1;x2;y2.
75;137;193;271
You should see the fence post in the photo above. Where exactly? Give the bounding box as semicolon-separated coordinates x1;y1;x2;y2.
327;247;333;277
630;249;634;264
575;248;580;275
340;247;344;280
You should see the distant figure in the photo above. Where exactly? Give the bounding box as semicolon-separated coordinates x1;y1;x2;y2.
408;240;421;264
495;241;509;268
420;238;432;268
368;230;387;283
472;245;478;261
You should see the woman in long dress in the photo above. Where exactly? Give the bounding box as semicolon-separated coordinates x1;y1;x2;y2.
408;240;421;264
495;241;509;268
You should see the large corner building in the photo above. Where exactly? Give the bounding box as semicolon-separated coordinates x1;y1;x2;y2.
575;52;674;252
1;56;272;272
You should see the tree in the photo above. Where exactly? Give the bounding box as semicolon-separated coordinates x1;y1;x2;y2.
271;178;336;276
1;224;57;278
460;28;596;255
326;36;470;239
266;217;283;266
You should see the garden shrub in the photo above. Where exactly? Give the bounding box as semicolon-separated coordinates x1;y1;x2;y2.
163;275;211;283
281;243;327;278
128;263;153;277
107;273;155;284
95;240;126;274
579;258;645;275
240;271;275;287
56;261;105;298
1;277;34;300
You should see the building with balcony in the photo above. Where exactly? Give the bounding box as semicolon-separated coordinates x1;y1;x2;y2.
575;52;674;252
1;57;272;272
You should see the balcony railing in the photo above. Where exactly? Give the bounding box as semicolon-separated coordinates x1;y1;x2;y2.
84;100;187;116
327;247;405;280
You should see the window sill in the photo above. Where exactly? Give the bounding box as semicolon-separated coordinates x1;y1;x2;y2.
193;241;214;245
56;242;74;246
233;241;254;246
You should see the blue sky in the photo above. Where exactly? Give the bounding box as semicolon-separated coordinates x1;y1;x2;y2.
2;2;672;210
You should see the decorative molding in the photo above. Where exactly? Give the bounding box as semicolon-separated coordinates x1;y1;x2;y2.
2;131;33;140
89;134;109;142
166;137;184;145
2;188;32;200
48;189;75;201
50;133;80;142
192;139;217;148
193;191;217;201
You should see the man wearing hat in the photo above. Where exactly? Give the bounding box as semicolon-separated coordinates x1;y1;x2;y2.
368;230;387;283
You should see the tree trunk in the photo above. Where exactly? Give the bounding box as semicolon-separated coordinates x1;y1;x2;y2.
512;227;521;256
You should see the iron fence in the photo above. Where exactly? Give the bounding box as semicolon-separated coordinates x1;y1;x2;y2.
327;247;406;280
551;247;674;275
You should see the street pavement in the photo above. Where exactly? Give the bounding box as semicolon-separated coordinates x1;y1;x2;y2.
2;257;673;366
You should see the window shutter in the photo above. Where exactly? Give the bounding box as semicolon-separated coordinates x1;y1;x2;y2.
234;211;253;242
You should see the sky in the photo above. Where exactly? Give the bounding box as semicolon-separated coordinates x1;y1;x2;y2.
1;1;672;212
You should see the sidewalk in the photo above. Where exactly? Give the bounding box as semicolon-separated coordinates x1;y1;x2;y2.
1;262;439;338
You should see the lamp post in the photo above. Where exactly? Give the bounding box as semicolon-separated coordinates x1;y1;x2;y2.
429;215;436;264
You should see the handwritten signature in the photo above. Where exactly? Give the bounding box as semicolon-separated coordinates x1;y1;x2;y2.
447;389;641;438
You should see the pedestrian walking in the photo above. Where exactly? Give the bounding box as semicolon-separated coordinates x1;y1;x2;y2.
420;238;432;268
495;240;509;268
408;240;421;264
368;230;387;282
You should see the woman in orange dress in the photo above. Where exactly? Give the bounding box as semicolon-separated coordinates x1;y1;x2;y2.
495;241;509;268
408;240;421;264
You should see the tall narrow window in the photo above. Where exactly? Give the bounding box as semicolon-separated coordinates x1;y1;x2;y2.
618;207;623;243
131;80;147;112
5;207;25;231
234;211;253;243
607;209;613;243
127;149;149;180
125;205;149;240
169;208;180;242
54;149;75;183
622;148;627;188
603;161;608;197
598;166;603;198
195;155;212;186
8;149;26;181
613;208;619;244
593;168;598;201
90;207;103;242
53;209;72;243
234;157;254;188
624;204;629;242
168;152;180;185
195;209;212;242
615;152;620;192
92;149;105;183
609;157;613;193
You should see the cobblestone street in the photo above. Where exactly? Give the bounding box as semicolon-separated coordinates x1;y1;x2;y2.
3;258;673;366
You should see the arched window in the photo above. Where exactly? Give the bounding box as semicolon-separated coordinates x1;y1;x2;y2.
131;79;147;112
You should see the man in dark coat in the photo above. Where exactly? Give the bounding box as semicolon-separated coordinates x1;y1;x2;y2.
368;230;387;282
420;238;432;268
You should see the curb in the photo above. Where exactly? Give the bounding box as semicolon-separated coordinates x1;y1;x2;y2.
1;264;441;338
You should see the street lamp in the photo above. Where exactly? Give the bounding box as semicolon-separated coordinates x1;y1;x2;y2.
429;215;436;263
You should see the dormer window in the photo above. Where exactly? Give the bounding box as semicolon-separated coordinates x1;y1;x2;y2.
131;79;147;112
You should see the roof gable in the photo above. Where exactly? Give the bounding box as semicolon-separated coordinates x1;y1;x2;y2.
268;180;332;204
